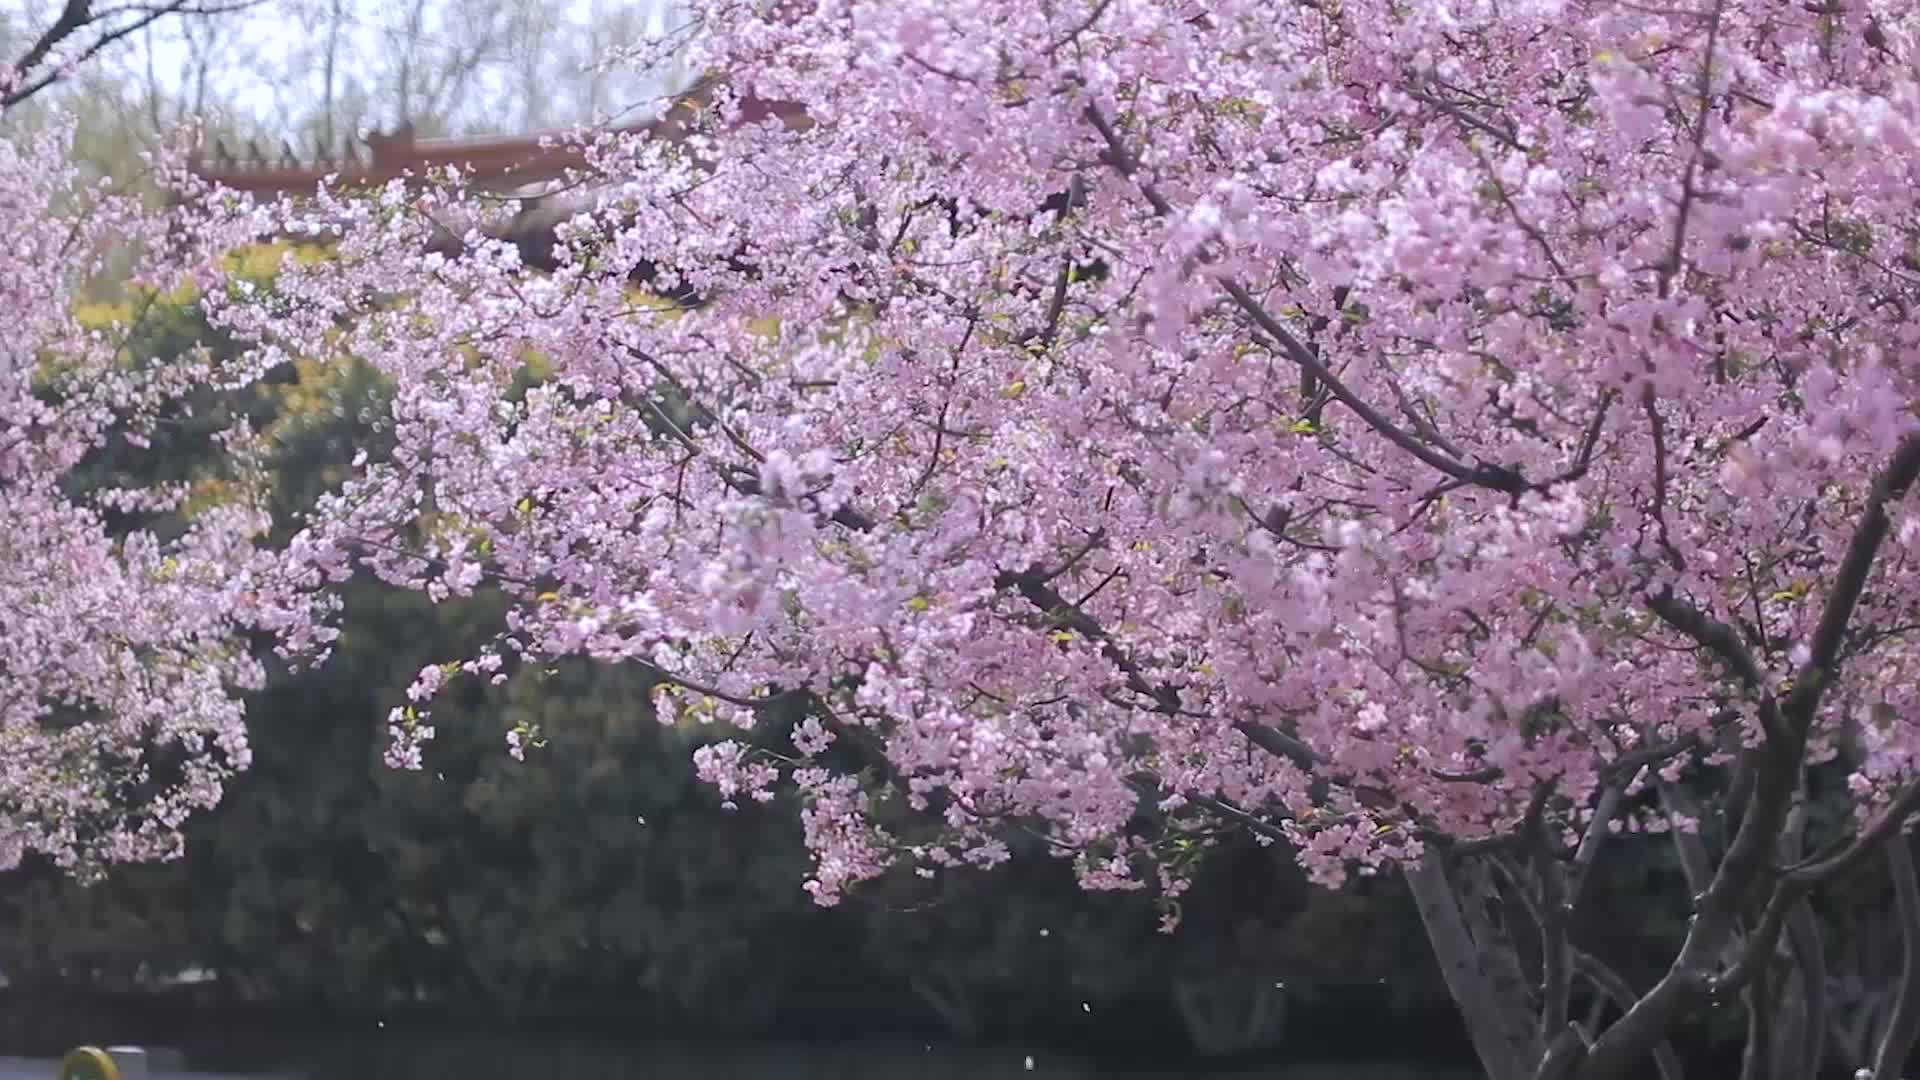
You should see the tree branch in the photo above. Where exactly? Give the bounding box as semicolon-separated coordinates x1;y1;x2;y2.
1565;774;1635;907
1538;814;1575;1048
1737;954;1773;1080
1570;949;1686;1080
1534;1025;1587;1080
1658;780;1716;898
1571;421;1920;1080
3;0;268;108
1871;834;1920;1080
1645;589;1766;692
1783;900;1827;1080
1719;784;1920;1008
1081;103;1529;496
9;0;91;82
1783;430;1920;729
1784;778;1920;887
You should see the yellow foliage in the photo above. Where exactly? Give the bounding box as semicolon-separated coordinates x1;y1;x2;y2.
71;299;135;331
182;476;237;515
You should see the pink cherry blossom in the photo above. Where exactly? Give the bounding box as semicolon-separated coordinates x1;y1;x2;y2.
0;115;319;875
201;2;1920;1076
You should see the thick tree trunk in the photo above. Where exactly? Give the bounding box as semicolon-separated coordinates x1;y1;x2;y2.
1406;857;1536;1080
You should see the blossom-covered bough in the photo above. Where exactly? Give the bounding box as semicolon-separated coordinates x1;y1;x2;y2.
0;105;311;876
215;1;1920;1077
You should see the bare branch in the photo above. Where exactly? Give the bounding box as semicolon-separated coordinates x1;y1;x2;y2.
9;0;92;81
1658;780;1716;898
1871;834;1920;1080
1721;782;1920;999
1783;901;1827;1080
4;0;268;108
1570;949;1686;1080
1736;954;1773;1080
1565;774;1635;906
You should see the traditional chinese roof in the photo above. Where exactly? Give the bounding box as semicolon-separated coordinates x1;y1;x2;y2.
186;90;807;196
186;88;808;282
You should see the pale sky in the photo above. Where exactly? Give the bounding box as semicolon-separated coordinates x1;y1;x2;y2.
7;0;680;138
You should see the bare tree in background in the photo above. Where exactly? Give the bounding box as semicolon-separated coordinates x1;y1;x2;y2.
389;0;511;136
120;1;257;135
3;0;685;182
316;0;345;149
504;3;561;131
2;0;267;108
357;0;666;136
576;0;661;123
209;0;676;147
171;7;251;122
384;0;425;128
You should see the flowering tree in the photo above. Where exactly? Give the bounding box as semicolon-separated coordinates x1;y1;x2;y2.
216;1;1920;1077
0;103;315;874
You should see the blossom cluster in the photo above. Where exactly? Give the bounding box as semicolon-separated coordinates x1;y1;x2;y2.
209;0;1920;908
0;118;318;873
